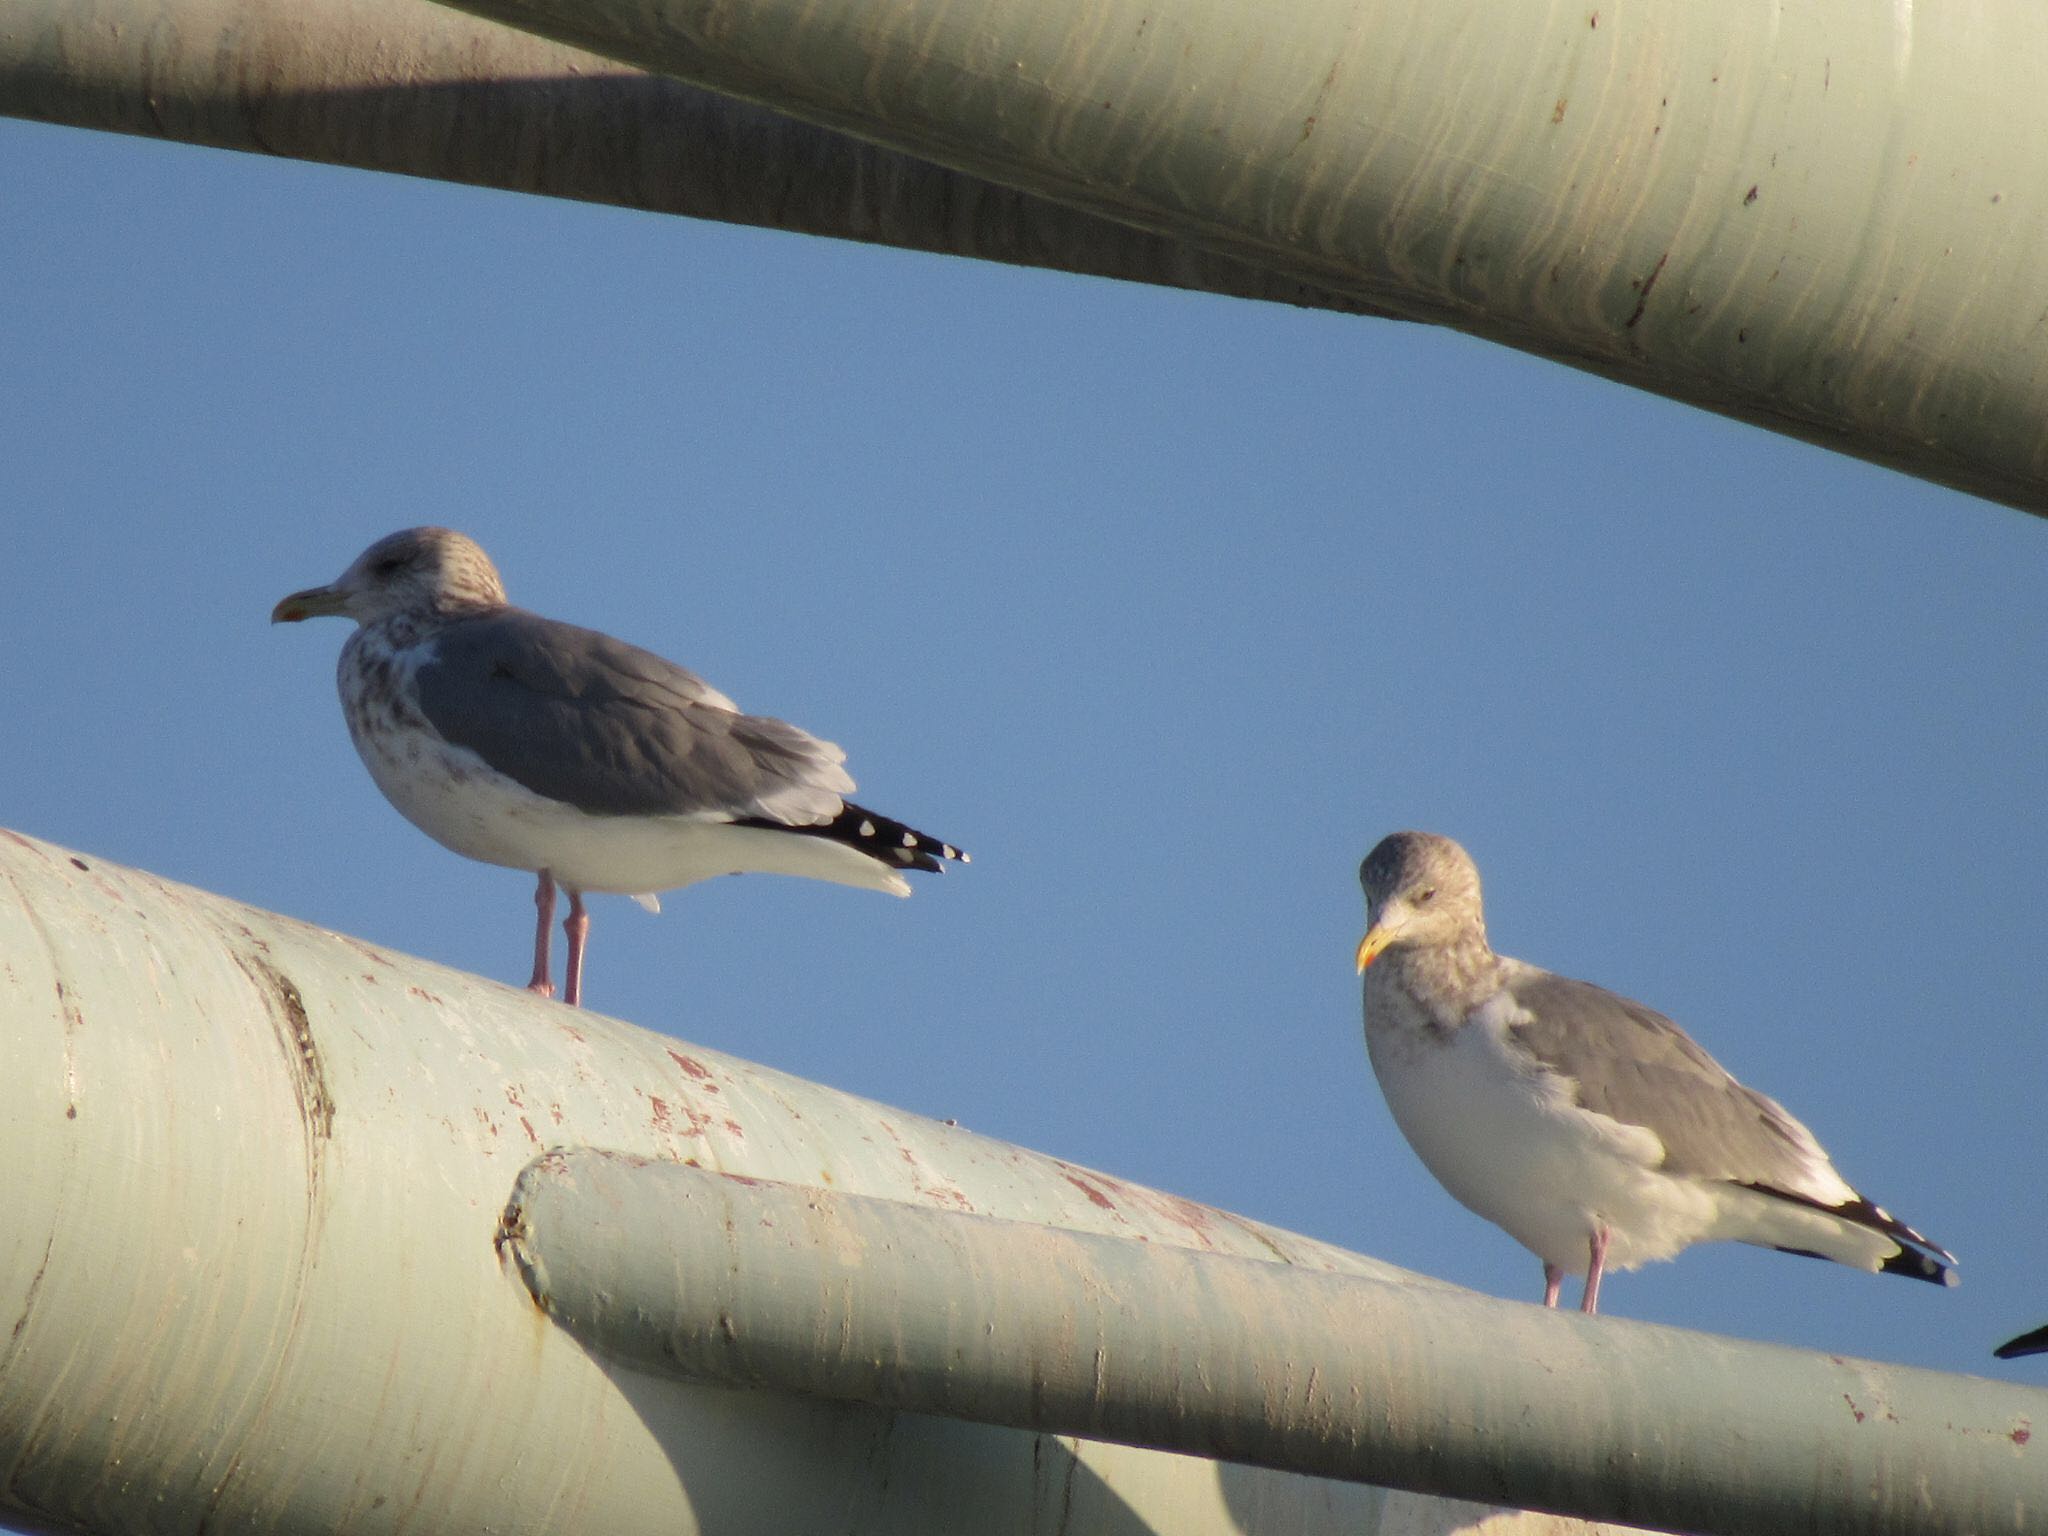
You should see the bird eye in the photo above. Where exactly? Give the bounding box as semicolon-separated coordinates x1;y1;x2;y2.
1415;887;1437;905
372;556;406;577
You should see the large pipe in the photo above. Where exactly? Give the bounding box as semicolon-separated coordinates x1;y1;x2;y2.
0;0;1378;316
504;1151;2046;1536
0;827;1600;1536
9;2;2048;515
435;0;2048;518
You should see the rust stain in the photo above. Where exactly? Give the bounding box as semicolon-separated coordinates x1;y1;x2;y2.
649;1096;673;1131
1843;1393;1866;1424
518;1116;538;1145
873;1117;974;1209
670;1050;713;1080
1064;1173;1117;1211
1589;10;1598;25
1624;250;1669;328
55;978;83;1120
1552;98;1567;124
1743;184;1759;206
5;1234;54;1351
1149;1192;1219;1240
1297;57;1340;146
337;935;393;967
722;1118;745;1139
2014;1423;2032;1446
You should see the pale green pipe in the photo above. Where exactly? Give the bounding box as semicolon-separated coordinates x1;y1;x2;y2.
436;0;2048;517
504;1152;2048;1536
0;0;1379;316
0;828;1597;1536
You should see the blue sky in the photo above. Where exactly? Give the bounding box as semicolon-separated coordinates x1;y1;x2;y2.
2;113;2043;1381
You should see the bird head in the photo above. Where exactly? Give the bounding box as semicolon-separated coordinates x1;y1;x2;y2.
272;527;508;626
1355;830;1487;971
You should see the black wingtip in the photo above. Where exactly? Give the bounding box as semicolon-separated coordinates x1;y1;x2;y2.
1745;1183;1956;1288
739;801;969;875
1994;1323;2048;1360
1879;1246;1959;1288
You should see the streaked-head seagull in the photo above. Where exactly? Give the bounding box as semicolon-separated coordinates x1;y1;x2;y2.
1353;830;1954;1315
273;527;966;1006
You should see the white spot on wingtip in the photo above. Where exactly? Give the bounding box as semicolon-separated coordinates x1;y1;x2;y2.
631;892;661;914
859;819;876;838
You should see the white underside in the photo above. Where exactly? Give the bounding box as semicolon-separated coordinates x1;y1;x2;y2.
1367;985;1891;1278
350;717;912;899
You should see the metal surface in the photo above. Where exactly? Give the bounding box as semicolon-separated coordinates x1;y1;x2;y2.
8;0;2048;511
504;1152;2047;1536
0;826;1619;1536
433;0;2048;516
0;0;1377;317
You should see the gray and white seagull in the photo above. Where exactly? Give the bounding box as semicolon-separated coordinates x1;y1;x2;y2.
1354;831;1954;1314
274;527;966;1006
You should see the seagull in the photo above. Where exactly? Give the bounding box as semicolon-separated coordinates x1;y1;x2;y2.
1353;830;1954;1314
1995;1324;2048;1360
273;527;966;1006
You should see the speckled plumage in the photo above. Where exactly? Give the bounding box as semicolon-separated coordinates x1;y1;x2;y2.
1355;831;1954;1314
274;527;966;1006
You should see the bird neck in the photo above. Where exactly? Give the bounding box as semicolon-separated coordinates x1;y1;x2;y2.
1372;935;1503;1025
357;601;493;650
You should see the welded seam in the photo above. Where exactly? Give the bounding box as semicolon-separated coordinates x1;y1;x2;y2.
496;1153;564;1314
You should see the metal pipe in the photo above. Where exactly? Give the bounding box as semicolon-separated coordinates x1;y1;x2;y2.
506;1152;2048;1536
437;0;2048;518
0;0;1379;317
0;827;1562;1536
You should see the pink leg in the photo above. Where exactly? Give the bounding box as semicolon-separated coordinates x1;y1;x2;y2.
1542;1264;1564;1309
1581;1224;1611;1315
527;873;556;997
562;890;590;1008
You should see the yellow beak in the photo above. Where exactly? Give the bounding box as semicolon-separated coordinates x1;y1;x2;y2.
1354;924;1393;974
271;584;348;624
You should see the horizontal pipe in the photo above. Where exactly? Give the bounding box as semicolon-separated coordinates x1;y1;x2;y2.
439;0;2048;518
504;1152;2048;1536
0;827;1534;1536
0;0;1382;317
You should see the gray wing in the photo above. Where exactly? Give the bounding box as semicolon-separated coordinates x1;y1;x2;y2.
411;609;853;824
1503;969;1825;1187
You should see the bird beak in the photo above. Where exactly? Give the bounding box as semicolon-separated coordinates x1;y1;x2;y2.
1354;923;1394;974
271;584;348;624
